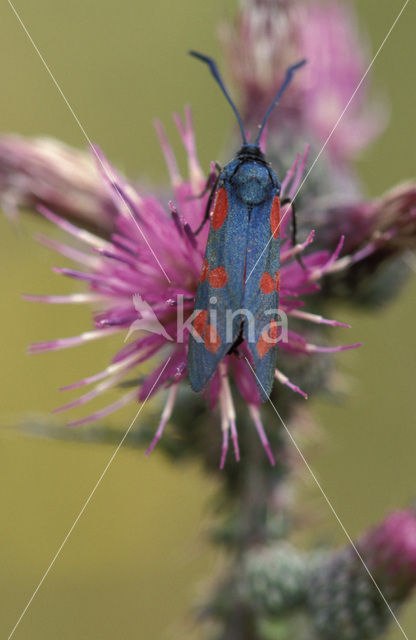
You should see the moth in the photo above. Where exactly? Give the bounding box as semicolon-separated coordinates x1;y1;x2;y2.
188;52;306;400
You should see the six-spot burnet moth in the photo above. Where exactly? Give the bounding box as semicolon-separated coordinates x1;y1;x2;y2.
187;51;306;401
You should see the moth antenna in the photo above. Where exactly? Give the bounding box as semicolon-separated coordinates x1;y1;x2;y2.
189;50;247;144
255;59;307;145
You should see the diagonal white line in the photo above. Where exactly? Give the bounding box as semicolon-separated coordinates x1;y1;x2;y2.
7;357;172;640
7;0;171;283
245;358;409;640
246;0;410;284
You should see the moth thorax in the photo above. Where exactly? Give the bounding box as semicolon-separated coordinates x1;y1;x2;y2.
234;162;272;205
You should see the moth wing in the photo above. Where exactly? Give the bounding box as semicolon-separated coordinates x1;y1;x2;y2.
188;185;248;392
243;192;281;400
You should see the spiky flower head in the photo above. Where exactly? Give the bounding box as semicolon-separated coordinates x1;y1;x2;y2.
307;509;416;639
24;108;358;467
238;543;309;615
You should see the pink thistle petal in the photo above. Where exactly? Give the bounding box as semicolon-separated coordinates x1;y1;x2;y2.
145;384;179;456
95;312;137;329
107;177;144;224
111;233;138;255
230;419;240;462
153;119;181;187
52;267;133;294
91;145;148;226
327;226;400;276
54;370;128;413
290;144;310;200
281;230;315;263
37;205;111;250
278;200;294;237
55;353;143;412
90;143;125;186
138;350;186;401
67;389;137;427
287;144;311;202
60;352;141;391
35;233;100;269
309;236;345;281
217;365;235;468
274;369;308;399
172;107;204;191
249;405;275;467
52;266;104;283
330;245;375;275
218;363;239;465
28;328;119;353
93;246;138;269
53;272;132;296
326;235;345;265
289;309;351;328
112;333;166;364
219;428;229;470
284;331;361;355
281;152;301;196
23;293;108;304
232;347;261;406
280;145;311;206
305;341;362;354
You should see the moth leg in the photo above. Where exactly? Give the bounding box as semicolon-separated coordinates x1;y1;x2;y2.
281;197;307;271
194;170;221;236
190;162;222;200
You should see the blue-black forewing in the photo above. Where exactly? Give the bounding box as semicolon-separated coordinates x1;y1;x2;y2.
188;181;248;392
243;191;281;400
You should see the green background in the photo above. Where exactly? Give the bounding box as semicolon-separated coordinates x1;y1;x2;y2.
0;1;415;638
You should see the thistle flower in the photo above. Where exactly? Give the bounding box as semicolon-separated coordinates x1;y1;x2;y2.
307;509;416;640
24;108;359;467
0;135;117;233
221;0;385;163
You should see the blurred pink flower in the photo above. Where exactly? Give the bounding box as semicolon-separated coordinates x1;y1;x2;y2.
221;0;386;162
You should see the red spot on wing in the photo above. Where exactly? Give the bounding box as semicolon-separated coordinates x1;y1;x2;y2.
256;318;279;359
193;310;208;338
200;259;209;282
269;318;278;344
270;196;281;239
260;272;275;294
204;324;221;353
209;266;228;288
211;188;228;230
256;334;270;360
275;271;280;292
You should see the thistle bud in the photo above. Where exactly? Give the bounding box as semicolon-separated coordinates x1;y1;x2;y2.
0;135;116;234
